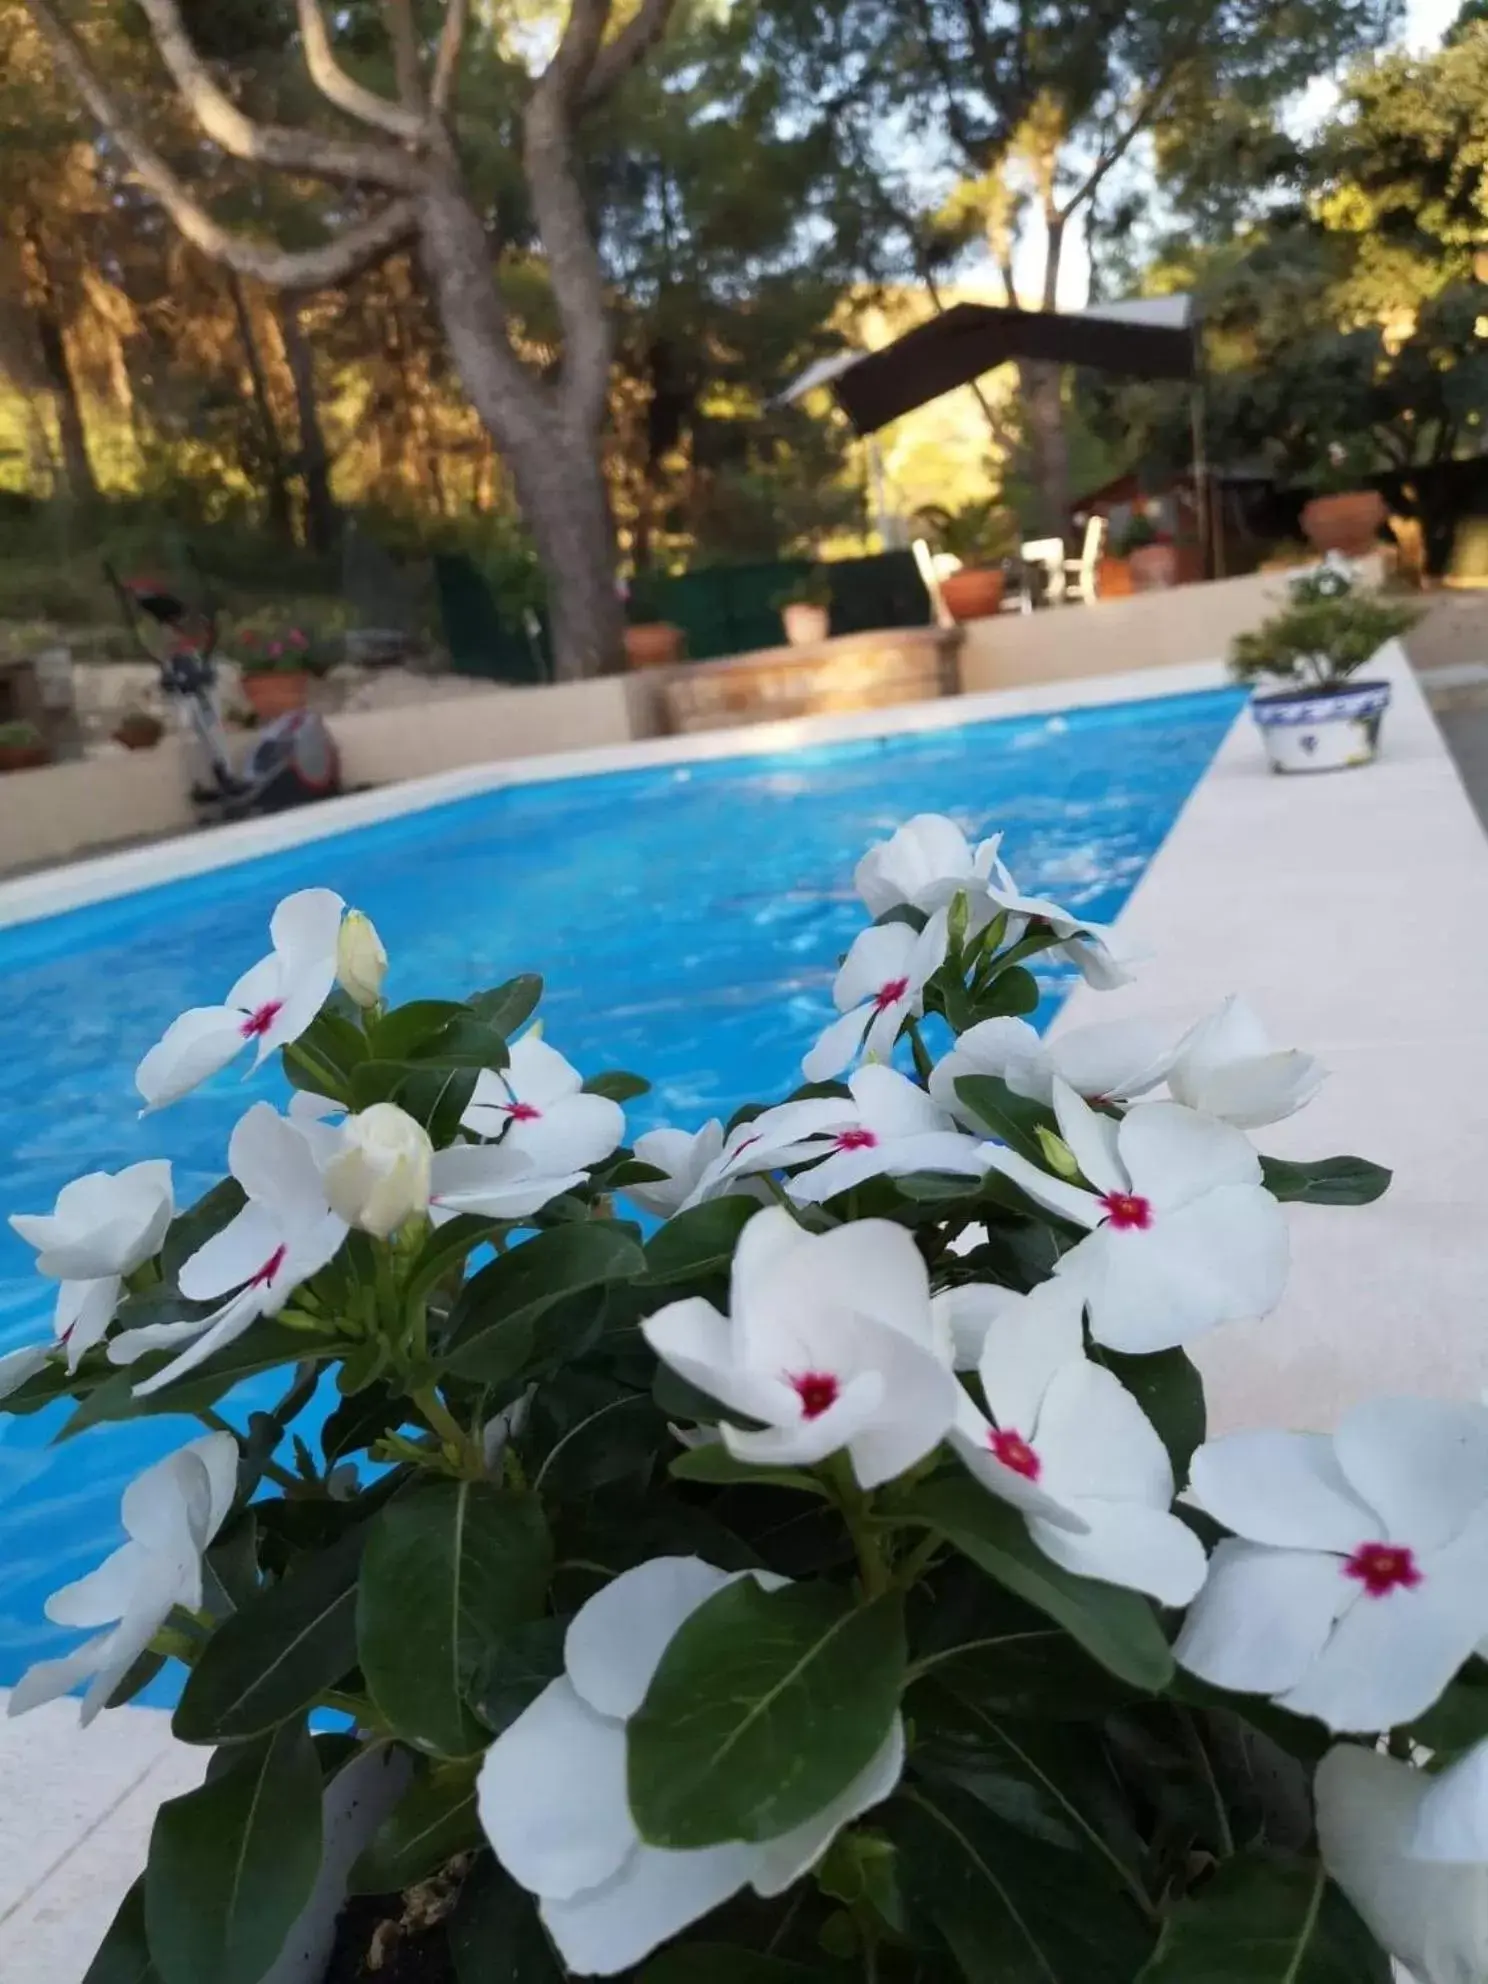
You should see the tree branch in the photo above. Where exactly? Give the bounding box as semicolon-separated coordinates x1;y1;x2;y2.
581;0;680;106
430;0;470;113
383;0;425;109
1056;43;1201;223
543;0;612;104
23;0;417;290
131;0;424;189
295;0;427;141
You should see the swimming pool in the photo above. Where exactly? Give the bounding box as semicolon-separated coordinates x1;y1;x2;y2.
0;684;1243;1698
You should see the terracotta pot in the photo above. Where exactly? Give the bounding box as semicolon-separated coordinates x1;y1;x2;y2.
1098;557;1135;598
624;622;685;669
1300;490;1386;559
243;670;310;720
781;602;830;646
0;743;50;773
940;566;1005;622
115;718;163;751
1129;542;1180;591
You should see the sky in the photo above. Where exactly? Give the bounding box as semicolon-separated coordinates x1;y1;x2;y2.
1017;0;1462;310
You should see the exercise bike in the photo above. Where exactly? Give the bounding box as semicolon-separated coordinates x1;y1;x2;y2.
107;564;341;825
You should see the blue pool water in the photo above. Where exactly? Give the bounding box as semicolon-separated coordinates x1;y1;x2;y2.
0;686;1243;1697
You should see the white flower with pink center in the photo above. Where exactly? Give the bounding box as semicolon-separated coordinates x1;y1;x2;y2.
802;911;949;1082
941;1279;1206;1605
930;1013;1174;1118
8;1159;174;1372
135;889;346;1110
981;1079;1288;1353
750;1066;986;1206
854;814;1005;922
1168;994;1326;1129
462;1034;624;1176
108;1103;347;1395
1176;1398;1488;1732
642;1207;960;1487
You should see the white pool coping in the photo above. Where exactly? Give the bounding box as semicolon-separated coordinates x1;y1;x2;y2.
5;641;1483;1979
0;658;1227;932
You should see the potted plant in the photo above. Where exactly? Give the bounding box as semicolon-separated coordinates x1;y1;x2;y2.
618;579;686;668
774;568;833;646
4;841;1458;1984
919;498;1017;620
1120;513;1180;591
0;718;50;771
1231;559;1419;772
229;621;337;721
114;707;165;751
1299;441;1386;558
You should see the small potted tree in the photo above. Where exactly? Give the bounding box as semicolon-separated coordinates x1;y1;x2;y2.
231;625;320;721
919;499;1017;620
0;719;49;772
1299;441;1386;558
1231;559;1419;772
774;569;833;646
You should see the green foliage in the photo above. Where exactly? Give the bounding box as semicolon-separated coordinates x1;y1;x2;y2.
1231;585;1420;688
916;500;1019;566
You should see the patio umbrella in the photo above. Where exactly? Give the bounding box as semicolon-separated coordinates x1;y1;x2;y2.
780;295;1219;573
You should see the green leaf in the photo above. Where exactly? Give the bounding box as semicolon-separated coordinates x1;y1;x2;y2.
57;1323;316;1436
349;1762;481;1894
669;1443;830;1498
443;1222;645;1383
173;1528;364;1743
629;1582;906;1847
83;1877;160;1984
891;1778;1151;1984
1093;1347;1206;1480
447;1855;562;1982
973;965;1042;1020
161;1181;247;1284
467;974;543;1037
890;1476;1174;1693
410;1016;513;1070
349;1060;480;1144
282;1008;368;1100
954;1075;1055;1166
369;999;468;1061
1137;1850;1390;1981
358;1481;551;1757
582;1070;651;1102
643;1195;759;1284
144;1721;323;1984
1259;1155;1391;1207
1408;1664;1488;1752
469;1616;568;1735
321;1385;407;1465
642;1952;828;1982
405;1214;505;1305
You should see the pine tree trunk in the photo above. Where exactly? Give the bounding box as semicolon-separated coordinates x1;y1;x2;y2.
28;234;98;511
418;178;624;681
278;297;340;556
226;270;294;543
1021;216;1070;537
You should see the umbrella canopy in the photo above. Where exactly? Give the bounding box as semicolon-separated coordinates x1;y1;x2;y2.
784;296;1196;435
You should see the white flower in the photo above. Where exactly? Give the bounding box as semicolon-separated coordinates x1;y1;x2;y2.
855;814;1005;921
322;1103;433;1238
427;1141;589;1225
9;1159;174;1368
135;889;346;1109
477;1556;904;1976
463;1035;624;1176
1316;1745;1488;1984
802;911;949;1082
626;1121;726;1217
7;1432;237;1726
109;1104;347;1395
0;1342;53;1402
978;861;1133;990
1167;995;1325;1129
335;909;387;1008
1411;1739;1488;1864
930;1014;1173;1118
1175;1398;1488;1732
942;1279;1207;1604
982;1080;1288;1353
760;1067;986;1206
642;1207;960;1488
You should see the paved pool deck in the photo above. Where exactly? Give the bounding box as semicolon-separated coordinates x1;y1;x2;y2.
3;642;1485;1978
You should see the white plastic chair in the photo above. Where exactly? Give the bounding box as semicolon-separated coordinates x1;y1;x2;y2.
1063;515;1107;604
1019;537;1066;606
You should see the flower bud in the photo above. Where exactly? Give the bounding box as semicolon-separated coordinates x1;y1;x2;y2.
1035;1125;1082;1181
323;1103;432;1238
336;910;387;1009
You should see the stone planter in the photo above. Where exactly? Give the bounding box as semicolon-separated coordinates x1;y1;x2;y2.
624;622;685;669
940;566;1006;622
1250;679;1391;774
1129;542;1180;591
244;670;311;721
1098;556;1135;598
1301;490;1386;559
781;602;830;646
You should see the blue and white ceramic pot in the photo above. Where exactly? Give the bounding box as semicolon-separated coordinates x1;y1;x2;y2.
1250;679;1391;775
